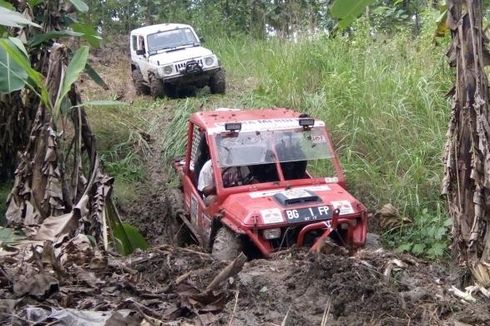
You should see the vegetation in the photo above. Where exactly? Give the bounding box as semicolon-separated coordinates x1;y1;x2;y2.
0;0;472;260
89;15;451;258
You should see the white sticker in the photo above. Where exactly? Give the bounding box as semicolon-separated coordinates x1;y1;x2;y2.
311;135;327;144
280;189;312;200
260;208;284;224
331;200;355;215
324;177;338;183
249;185;330;199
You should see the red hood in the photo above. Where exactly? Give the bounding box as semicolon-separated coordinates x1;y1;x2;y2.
220;183;366;229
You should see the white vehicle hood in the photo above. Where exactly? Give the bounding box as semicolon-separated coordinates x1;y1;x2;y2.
149;46;213;65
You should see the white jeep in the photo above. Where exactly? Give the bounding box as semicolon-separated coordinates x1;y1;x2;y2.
130;23;225;98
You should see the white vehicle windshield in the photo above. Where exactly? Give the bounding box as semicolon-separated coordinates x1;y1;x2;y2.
147;28;198;53
215;127;334;168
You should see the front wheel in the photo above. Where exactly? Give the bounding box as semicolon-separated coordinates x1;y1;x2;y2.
212;227;242;261
209;69;226;94
150;75;165;98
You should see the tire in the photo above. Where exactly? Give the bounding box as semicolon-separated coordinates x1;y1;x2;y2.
150;75;165;98
165;84;178;98
212;227;242;261
209;69;226;94
132;69;148;95
163;189;189;246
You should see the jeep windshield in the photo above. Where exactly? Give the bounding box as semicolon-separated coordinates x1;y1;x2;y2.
147;28;198;54
215;127;336;180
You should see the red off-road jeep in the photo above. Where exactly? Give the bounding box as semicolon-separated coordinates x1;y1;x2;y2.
169;108;367;260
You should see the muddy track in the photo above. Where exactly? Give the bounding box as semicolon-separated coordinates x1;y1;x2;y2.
122;104;176;246
116;100;490;325
67;50;490;325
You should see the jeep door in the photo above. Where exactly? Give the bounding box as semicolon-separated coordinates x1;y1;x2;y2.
182;124;214;244
131;34;150;83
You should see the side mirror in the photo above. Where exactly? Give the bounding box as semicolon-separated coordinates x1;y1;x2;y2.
136;49;145;55
199;36;205;43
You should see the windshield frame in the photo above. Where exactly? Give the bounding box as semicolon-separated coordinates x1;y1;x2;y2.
207;126;344;194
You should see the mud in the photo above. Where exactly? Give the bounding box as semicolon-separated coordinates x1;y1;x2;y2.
4;243;489;325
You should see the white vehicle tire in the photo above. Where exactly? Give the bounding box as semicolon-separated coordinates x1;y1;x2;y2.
209;70;226;94
150;76;165;98
212;227;241;261
132;69;148;95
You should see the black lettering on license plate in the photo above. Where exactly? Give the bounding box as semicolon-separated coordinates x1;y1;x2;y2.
285;205;332;223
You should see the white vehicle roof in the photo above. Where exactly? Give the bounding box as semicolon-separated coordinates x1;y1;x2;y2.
130;23;194;36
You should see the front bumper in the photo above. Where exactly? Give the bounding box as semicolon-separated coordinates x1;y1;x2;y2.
161;67;220;85
240;209;367;258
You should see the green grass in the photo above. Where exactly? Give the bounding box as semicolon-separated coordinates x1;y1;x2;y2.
87;17;453;258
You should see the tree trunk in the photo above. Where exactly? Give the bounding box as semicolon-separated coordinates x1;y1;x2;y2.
443;0;490;286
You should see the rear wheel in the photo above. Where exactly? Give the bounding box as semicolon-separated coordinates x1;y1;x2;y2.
132;69;149;95
150;75;165;98
212;227;242;261
209;69;226;94
163;189;190;246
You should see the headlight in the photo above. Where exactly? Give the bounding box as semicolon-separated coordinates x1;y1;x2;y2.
263;228;281;240
204;56;215;66
163;65;173;75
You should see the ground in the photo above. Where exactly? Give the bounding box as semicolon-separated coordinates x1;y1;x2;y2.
1;39;490;325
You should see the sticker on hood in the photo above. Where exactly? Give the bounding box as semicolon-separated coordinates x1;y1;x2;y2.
250;185;330;199
260;208;284;224
331;200;355;215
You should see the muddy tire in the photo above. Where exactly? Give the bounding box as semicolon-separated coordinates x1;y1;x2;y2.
212;227;242;261
132;69;149;95
163;189;189;246
150;75;165;98
209;69;226;94
165;84;178;98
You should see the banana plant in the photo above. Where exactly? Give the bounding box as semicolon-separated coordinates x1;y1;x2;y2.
0;1;146;256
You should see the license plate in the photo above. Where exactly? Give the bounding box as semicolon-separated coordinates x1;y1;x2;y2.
284;205;332;223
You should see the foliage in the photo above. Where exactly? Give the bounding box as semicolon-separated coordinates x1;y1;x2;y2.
389;207;452;259
0;227;25;246
0;0;146;256
0;182;11;225
80;0;438;38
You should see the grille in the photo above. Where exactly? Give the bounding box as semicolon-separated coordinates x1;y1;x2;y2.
175;59;203;72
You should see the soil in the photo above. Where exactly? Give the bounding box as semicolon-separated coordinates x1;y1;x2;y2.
2;39;490;326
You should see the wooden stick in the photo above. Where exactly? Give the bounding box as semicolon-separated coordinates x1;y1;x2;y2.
205;253;247;292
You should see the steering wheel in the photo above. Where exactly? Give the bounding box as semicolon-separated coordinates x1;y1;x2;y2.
242;172;255;185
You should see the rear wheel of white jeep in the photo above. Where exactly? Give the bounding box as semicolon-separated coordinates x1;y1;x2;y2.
150;75;165;98
212;227;242;261
209;70;226;94
163;189;190;246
